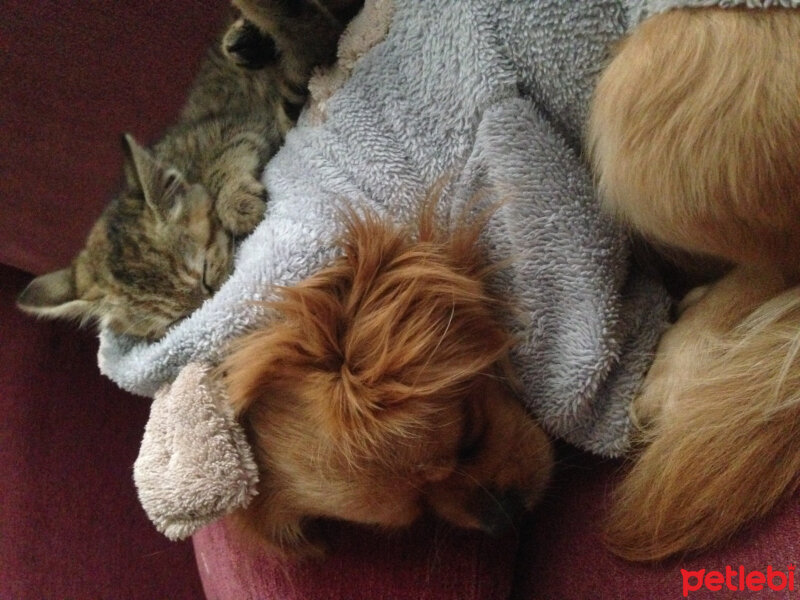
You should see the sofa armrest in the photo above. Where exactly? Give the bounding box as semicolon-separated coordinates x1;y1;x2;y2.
0;1;225;274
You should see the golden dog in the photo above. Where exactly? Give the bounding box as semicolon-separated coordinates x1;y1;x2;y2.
222;208;554;556
223;6;800;560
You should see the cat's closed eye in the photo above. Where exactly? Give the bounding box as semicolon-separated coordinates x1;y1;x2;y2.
17;0;361;340
201;260;216;296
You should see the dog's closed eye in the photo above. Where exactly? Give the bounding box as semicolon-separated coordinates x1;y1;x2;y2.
223;206;554;557
457;406;487;464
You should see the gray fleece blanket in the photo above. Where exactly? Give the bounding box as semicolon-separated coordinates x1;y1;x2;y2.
99;0;796;457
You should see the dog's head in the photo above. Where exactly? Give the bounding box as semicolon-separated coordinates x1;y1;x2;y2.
222;207;553;556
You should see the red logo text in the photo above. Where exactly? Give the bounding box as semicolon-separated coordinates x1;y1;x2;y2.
682;565;795;597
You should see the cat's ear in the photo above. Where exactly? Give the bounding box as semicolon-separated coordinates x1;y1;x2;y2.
122;133;186;217
16;267;96;321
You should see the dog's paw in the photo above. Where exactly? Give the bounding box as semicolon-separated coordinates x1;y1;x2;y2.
217;177;267;237
222;18;278;70
630;313;701;430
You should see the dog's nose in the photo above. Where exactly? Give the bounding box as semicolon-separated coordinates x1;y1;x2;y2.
475;489;526;537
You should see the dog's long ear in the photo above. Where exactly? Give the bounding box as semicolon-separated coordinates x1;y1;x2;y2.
223;207;512;420
328;209;511;410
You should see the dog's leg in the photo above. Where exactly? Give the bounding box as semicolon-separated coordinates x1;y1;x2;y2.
589;7;800;277
611;266;800;560
588;7;800;560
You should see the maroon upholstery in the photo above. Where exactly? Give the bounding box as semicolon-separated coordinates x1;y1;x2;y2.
194;519;518;599
514;448;800;600
1;3;219;598
1;0;226;275
0;265;204;599
189;447;800;600
4;2;799;599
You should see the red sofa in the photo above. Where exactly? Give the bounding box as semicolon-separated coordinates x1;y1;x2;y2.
3;3;798;598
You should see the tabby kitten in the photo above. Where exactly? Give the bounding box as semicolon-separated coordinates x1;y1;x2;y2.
17;0;362;340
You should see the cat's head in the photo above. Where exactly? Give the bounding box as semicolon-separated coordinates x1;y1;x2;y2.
17;134;236;340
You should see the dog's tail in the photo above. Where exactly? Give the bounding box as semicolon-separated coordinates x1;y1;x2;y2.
607;269;800;560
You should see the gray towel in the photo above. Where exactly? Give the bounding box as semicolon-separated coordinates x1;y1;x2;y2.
99;0;795;456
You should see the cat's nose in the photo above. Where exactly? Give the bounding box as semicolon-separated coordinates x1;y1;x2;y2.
190;284;209;306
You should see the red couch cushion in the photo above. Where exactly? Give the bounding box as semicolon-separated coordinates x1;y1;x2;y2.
0;265;204;599
513;448;800;600
192;446;800;600
0;0;226;274
194;517;519;600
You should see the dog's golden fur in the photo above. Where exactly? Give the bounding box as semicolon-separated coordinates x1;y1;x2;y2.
588;7;800;560
222;5;799;561
222;206;553;556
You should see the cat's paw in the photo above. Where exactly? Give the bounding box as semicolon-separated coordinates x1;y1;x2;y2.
222;18;278;70
217;178;267;236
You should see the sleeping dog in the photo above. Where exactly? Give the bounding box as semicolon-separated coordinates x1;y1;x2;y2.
226;2;800;559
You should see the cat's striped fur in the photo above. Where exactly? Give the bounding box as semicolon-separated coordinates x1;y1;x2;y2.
18;0;363;340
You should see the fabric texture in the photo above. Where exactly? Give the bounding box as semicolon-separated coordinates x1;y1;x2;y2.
134;363;260;540
0;2;222;597
193;517;520;600
0;266;204;600
0;0;225;276
513;446;800;600
99;0;681;457
628;0;800;24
